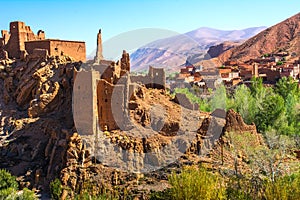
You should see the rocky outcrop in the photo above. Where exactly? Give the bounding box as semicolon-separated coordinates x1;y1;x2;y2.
188;109;262;158
60;132;93;199
0;55;80;193
173;93;198;110
129;86;182;136
1;55;80;119
28;81;60;117
223;109;257;134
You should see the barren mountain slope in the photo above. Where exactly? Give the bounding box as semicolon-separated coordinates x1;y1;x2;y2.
218;12;300;62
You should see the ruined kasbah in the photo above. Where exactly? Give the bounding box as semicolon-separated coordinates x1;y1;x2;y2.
0;21;167;150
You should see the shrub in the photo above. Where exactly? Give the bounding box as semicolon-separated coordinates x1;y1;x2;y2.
74;193;119;200
226;186;252;200
150;189;172;200
264;172;300;200
0;169;37;200
168;166;226;200
225;176;262;200
50;178;62;200
18;188;38;200
0;187;17;199
0;169;18;191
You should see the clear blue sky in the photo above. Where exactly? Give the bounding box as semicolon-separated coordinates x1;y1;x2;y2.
0;0;299;55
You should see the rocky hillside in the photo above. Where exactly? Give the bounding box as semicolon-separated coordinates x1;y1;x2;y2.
130;27;266;72
207;41;242;58
218;12;300;62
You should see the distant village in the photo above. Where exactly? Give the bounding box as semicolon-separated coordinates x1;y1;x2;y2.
170;52;300;91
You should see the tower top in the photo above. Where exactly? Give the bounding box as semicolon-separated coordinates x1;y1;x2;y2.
94;28;103;63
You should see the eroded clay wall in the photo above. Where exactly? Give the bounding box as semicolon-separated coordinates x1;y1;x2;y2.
130;75;151;86
49;40;86;62
25;40;50;55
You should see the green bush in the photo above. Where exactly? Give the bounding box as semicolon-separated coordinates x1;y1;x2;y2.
74;192;118;200
50;178;62;200
18;188;38;200
226;186;252;200
264;172;300;200
173;88;200;104
150;189;172;200
168;166;226;200
225;176;262;200
0;169;37;200
0;187;17;199
0;169;18;191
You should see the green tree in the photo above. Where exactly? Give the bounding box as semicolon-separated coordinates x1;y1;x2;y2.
250;77;264;96
255;90;285;132
286;93;298;124
233;84;256;124
274;77;300;135
210;84;227;111
275;76;299;100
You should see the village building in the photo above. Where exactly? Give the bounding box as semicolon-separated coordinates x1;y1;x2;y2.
172;53;300;91
218;66;241;86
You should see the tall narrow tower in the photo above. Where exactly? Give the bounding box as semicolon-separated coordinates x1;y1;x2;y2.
94;29;103;63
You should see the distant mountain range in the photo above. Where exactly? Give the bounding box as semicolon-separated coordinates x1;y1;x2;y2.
218;12;300;62
130;26;266;72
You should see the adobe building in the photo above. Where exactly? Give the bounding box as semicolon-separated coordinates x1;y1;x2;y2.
0;21;86;61
25;39;86;61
